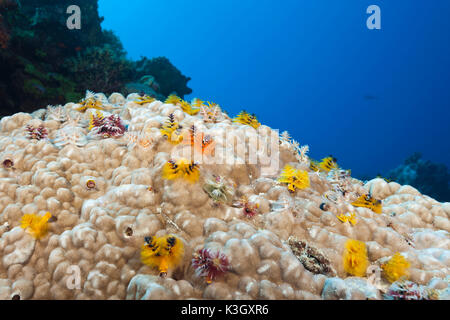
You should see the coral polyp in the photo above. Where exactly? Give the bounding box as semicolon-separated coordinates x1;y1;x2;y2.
192;248;231;284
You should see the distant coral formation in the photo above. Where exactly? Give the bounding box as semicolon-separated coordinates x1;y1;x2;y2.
388;153;450;202
0;0;192;117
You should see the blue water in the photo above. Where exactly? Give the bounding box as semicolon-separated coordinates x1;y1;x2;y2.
99;0;450;178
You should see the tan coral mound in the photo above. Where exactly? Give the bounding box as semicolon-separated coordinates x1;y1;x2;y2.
0;92;448;300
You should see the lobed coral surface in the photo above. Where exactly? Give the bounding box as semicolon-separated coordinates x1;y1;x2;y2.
0;92;448;300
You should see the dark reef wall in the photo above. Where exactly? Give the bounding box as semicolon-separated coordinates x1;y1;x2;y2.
0;0;192;117
387;153;450;202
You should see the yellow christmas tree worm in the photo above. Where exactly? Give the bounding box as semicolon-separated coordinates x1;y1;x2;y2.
76;96;104;112
20;212;52;239
319;156;338;172
134;95;155;105
183;125;215;156
141;235;185;277
343;239;369;277
165;94;181;105
162;158;200;183
179;100;200;115
351;194;382;214
88;110;105;131
160;113;183;145
233;111;261;129
381;252;411;283
278;165;310;192
337;212;357;225
191;98;205;108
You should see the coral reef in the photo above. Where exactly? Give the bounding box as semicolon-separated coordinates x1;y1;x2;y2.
0;92;448;300
388;152;450;202
0;0;191;117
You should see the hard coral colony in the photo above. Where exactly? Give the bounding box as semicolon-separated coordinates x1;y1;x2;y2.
0;90;448;301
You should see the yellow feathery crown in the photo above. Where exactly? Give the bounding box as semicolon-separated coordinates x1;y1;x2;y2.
88;110;104;131
134;95;155;105
278;165;310;192
351;194;382;214
318;156;338;172
160;113;183;145
141;235;185;275
76;96;104;112
162;158;200;183
165;94;181;105
343;239;369;277
191;98;205;108
179;100;200;115
20;212;52;239
381;252;411;283
337;212;357;225
233;111;261;129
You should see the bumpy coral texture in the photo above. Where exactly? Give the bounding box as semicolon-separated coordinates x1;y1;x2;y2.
0;92;448;300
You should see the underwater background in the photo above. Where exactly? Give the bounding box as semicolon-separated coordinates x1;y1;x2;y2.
1;0;449;201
